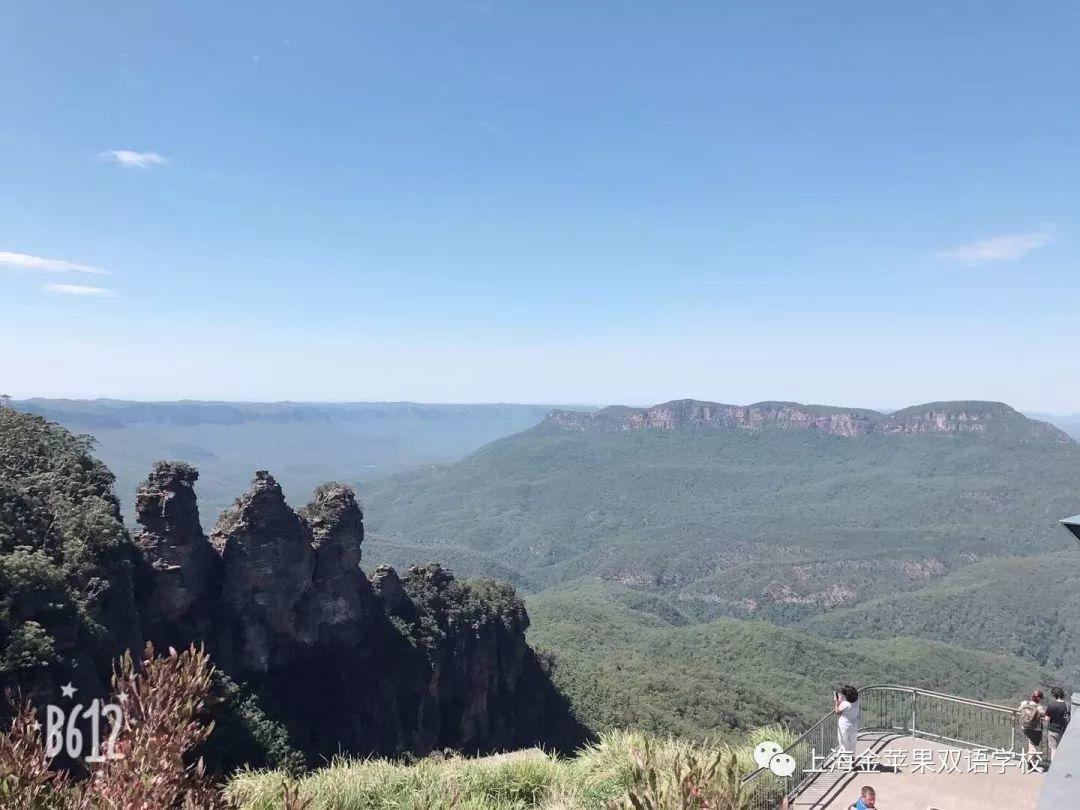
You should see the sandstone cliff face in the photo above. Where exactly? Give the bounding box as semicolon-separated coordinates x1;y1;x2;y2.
209;471;320;670
550;399;1072;442
133;465;581;761
134;461;221;647
301;482;367;637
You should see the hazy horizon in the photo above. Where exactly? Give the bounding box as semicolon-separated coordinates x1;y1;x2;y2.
8;394;1080;419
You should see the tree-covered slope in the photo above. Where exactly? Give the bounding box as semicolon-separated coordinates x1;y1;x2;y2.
361;399;1080;722
0;408;143;701
526;582;1056;741
362;402;1080;606
799;551;1080;681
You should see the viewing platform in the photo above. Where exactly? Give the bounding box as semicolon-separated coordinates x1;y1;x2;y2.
741;685;1071;810
791;732;1044;810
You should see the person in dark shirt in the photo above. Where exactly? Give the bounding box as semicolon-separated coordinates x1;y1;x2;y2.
1044;687;1071;761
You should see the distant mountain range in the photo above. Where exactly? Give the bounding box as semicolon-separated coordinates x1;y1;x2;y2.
9;399;578;521
552;398;1072;442
361;399;1078;591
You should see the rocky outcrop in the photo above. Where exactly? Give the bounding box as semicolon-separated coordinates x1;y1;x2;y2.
209;471;319;670
550;400;882;435
129;467;584;761
370;564;417;621
397;563;535;750
300;482;367;636
134;462;221;646
550;399;1072;443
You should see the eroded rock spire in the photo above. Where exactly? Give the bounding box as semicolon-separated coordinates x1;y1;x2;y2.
134;461;221;643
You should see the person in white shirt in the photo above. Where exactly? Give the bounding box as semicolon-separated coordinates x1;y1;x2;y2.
834;685;861;755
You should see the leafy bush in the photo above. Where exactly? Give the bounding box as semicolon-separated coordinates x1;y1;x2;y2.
201;672;305;775
83;643;223;807
0;644;224;808
0;693;71;809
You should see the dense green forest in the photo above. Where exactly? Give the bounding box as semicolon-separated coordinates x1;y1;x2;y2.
799;551;1080;680
361;410;1079;608
362;414;1079;595
0;408;143;699
526;582;1053;740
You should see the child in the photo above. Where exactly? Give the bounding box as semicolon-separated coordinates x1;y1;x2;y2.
849;785;876;810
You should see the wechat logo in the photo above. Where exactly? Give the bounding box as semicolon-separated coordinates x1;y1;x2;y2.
754;740;797;778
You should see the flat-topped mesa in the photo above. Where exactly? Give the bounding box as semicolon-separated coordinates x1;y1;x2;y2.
548;399;1072;443
549;399;879;436
882;401;1068;441
134;461;221;637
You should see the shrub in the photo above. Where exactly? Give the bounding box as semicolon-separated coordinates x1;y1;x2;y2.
200;672;305;775
0;692;71;809
0;643;224;809
609;738;748;810
82;643;224;808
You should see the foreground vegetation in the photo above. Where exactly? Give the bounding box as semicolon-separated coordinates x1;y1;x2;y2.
1;645;225;809
226;727;794;810
2;640;794;809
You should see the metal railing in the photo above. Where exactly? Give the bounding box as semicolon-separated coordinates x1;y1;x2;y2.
741;705;837;810
741;685;1045;810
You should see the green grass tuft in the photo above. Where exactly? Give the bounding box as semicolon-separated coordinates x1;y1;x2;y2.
225;729;794;809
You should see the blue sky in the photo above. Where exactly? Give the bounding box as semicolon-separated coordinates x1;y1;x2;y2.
1;2;1077;409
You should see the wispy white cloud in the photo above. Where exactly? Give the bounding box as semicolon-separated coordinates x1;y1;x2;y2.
100;149;169;169
43;283;113;297
938;224;1056;266
0;251;109;275
478;120;506;137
